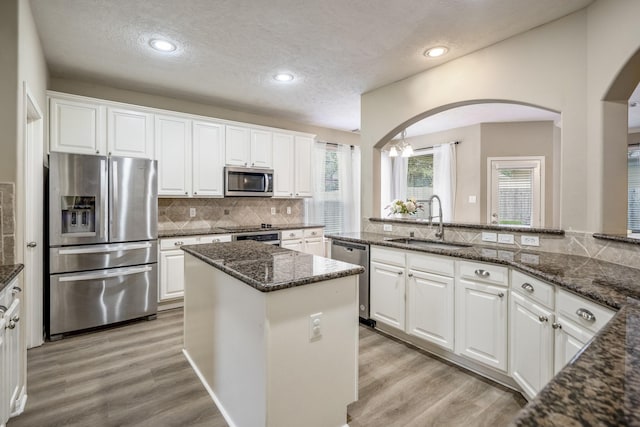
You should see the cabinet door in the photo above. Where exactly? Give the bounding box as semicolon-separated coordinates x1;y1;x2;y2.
281;240;304;252
455;279;508;372
250;129;273;168
370;261;405;331
294;135;313;197
155;115;191;196
159;249;186;301
225;125;251;166
554;315;593;374
304;237;325;256
4;298;22;415
272;133;295;197
407;269;454;351
107;107;154;158
49;97;106;155
192;120;225;197
510;291;553;399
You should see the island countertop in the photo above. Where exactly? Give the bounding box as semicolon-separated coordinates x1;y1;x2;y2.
181;240;364;292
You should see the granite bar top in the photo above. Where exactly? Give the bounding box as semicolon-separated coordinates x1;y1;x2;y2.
181;240;363;292
0;264;24;294
330;232;640;309
368;217;565;235
159;223;325;238
329;232;640;426
510;297;640;427
593;232;640;245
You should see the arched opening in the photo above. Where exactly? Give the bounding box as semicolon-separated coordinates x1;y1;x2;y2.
375;101;561;228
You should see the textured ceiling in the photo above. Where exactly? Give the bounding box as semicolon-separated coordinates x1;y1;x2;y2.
30;0;593;132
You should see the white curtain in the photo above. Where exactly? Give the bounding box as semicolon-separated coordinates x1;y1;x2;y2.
433;143;457;222
307;142;361;234
391;156;408;202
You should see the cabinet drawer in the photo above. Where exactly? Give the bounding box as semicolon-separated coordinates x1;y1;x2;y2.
511;270;554;309
371;246;406;267
556;289;615;334
281;229;303;240
303;228;323;238
200;234;232;244
458;261;508;286
407;252;454;277
160;236;199;250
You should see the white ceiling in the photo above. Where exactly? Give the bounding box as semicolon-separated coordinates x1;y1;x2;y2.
30;0;594;132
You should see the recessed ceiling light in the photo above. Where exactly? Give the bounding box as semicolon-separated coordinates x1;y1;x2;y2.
149;39;177;52
273;73;294;82
424;46;449;58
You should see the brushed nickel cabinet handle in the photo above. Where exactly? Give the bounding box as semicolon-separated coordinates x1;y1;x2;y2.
538;315;548;322
576;308;596;322
475;269;490;278
12;286;22;294
0;305;7;315
521;283;534;293
552;322;562;330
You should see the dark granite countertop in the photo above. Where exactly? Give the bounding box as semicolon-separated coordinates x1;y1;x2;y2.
593;232;640;245
329;232;640;426
368;217;565;235
159;223;325;238
330;232;640;309
181;240;363;292
0;264;24;294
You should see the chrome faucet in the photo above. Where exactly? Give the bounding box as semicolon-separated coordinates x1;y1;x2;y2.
428;194;444;240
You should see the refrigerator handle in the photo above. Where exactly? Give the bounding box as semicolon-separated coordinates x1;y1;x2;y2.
110;158;118;235
58;242;152;255
101;158;109;239
58;265;152;282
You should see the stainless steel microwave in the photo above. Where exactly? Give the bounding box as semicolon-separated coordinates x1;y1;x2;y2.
224;166;274;197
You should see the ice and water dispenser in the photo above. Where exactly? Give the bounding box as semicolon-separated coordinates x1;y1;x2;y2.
60;196;96;235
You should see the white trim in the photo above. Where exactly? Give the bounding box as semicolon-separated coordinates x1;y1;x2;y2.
23;82;44;349
182;349;238;427
487;156;545;228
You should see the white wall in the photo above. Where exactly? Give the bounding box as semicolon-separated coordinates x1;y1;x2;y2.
362;1;640;233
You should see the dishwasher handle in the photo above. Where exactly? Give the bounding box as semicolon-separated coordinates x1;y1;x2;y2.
331;240;368;252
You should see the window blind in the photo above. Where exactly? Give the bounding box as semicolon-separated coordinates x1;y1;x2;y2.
406;154;434;200
497;168;533;227
629;149;640;232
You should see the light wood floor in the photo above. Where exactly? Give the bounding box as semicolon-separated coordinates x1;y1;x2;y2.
9;309;525;427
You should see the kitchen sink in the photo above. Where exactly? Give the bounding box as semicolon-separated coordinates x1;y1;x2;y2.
384;238;471;251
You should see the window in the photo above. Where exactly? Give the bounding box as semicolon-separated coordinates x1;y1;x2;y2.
407;153;434;201
629;146;640;232
488;157;544;227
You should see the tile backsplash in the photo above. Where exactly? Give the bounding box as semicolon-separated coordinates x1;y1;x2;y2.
0;183;15;264
158;197;305;231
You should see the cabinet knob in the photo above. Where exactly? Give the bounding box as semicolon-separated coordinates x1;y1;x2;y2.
552;322;562;330
397;271;403;276
174;241;183;246
194;192;197;195
11;286;21;295
96;150;100;154
576;308;596;322
11;315;19;323
108;152;112;156
497;292;504;298
538;315;548;322
521;283;534;293
27;241;37;248
290;193;293;196
7;321;16;330
408;273;413;277
245;162;248;166
252;162;255;166
475;269;490;278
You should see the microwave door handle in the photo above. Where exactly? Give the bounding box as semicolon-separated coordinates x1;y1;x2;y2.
264;173;269;193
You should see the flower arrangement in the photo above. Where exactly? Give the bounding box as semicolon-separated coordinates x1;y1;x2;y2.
386;197;423;216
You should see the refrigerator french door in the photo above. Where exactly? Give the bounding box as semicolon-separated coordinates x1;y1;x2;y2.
47;153;158;339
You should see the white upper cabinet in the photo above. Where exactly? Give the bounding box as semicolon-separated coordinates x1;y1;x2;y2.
225;125;273;168
107;107;154;158
155;115;192;196
250;129;273;168
49;97;106;155
192;120;225;197
225;125;251;166
272;133;313;198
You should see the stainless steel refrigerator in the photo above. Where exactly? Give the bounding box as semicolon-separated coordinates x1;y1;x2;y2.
47;152;158;339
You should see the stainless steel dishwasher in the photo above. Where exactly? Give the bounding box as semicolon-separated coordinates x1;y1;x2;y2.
331;240;371;324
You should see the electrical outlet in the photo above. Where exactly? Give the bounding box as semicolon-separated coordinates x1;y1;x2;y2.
383;224;393;232
286;206;292;215
271;207;276;215
189;208;196;218
309;312;323;341
521;235;540;246
224;209;230;215
498;233;515;244
468;195;477;203
482;232;497;242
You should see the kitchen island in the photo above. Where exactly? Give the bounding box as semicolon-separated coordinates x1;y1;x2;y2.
181;241;364;427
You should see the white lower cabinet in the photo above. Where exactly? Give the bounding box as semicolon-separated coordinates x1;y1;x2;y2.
1;276;26;426
280;228;325;256
510;291;554;399
553;314;593;375
370;260;406;331
159;235;231;301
